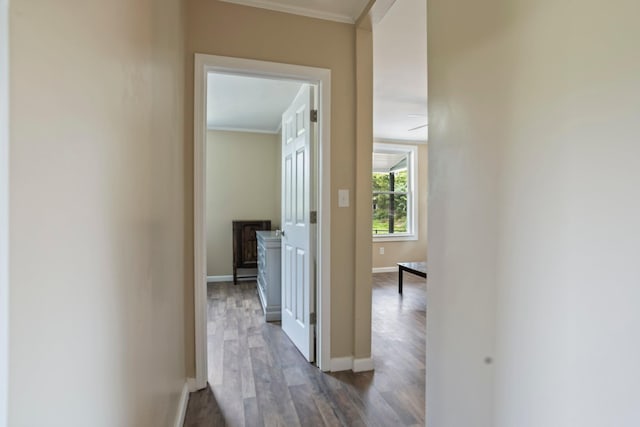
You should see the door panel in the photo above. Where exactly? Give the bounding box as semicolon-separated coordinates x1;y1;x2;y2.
281;84;315;362
284;155;293;223
296;149;305;224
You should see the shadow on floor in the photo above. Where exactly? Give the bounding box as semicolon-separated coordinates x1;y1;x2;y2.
328;369;375;392
183;385;226;427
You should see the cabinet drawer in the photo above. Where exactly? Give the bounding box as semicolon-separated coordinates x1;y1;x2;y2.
254;231;282;322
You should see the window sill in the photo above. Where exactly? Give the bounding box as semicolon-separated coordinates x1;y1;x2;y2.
373;234;418;243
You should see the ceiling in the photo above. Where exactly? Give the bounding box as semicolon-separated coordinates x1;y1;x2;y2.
219;0;370;23
373;151;406;173
373;0;428;142
207;73;302;134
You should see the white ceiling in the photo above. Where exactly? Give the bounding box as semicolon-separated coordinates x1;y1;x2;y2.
373;151;406;173
220;0;370;23
207;73;302;134
373;0;428;142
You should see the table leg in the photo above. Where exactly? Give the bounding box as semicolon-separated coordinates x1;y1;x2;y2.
399;267;403;294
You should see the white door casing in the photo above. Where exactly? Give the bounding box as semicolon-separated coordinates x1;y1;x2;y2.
194;54;332;389
281;85;315;362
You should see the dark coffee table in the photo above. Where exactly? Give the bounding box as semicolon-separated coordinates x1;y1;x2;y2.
397;262;427;294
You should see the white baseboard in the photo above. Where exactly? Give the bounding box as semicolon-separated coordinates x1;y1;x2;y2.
207;275;255;283
207;275;231;282
330;356;354;372
174;381;190;427
372;267;397;273
330;356;375;372
353;357;374;372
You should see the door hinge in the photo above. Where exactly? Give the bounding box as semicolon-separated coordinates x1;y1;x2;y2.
310;109;318;123
310;312;317;325
310;211;317;224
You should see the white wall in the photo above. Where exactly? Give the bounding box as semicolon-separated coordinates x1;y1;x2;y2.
206;130;280;276
428;1;640;426
0;0;9;425
9;0;187;425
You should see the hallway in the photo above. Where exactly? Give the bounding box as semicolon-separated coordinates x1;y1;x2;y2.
184;273;426;426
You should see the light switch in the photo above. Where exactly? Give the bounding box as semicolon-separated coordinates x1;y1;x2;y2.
338;189;350;208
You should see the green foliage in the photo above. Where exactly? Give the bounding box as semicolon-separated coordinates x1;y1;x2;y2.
372;170;408;192
373;217;407;234
372;170;408;234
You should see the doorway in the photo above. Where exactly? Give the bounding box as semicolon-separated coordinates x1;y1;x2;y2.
368;0;428;422
192;54;332;390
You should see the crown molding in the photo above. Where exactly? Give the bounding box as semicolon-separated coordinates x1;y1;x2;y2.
374;137;428;145
220;0;360;24
207;125;279;135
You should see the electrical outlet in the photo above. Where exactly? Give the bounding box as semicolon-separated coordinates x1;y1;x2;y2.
379;247;385;255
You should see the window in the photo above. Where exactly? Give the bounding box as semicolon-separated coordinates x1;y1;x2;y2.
372;143;418;240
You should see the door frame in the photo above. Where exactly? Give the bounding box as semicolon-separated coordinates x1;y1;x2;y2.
193;53;332;389
0;0;9;424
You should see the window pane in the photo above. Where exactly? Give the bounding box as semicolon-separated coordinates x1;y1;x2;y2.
372;172;390;192
372;193;408;234
372;169;408;192
393;169;408;192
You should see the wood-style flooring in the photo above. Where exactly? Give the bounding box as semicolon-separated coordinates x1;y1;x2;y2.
183;272;426;427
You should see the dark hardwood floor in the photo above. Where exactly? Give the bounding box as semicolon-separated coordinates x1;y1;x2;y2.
183;272;426;427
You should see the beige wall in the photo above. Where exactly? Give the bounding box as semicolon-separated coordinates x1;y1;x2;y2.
353;25;373;360
206;130;280;276
0;0;7;421
428;0;640;426
185;0;366;370
372;143;428;269
9;0;187;425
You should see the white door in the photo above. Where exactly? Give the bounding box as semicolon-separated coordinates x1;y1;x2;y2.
281;84;315;362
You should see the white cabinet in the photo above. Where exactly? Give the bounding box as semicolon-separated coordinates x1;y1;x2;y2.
256;231;281;321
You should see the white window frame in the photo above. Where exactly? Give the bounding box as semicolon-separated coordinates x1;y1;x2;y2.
372;142;418;242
